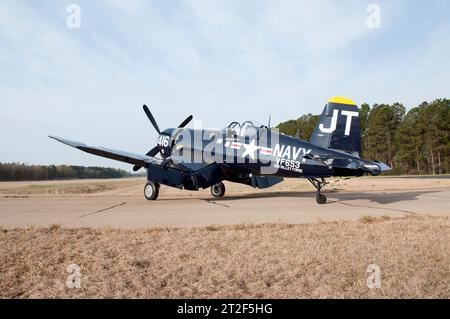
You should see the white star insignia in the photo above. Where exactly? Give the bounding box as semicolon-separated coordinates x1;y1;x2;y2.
242;139;259;160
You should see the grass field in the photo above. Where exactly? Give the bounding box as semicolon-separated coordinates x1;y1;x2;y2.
1;215;448;298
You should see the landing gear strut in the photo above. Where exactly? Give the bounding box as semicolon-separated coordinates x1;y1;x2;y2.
308;178;328;204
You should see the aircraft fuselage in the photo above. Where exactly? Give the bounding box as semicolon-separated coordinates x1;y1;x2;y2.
162;127;365;179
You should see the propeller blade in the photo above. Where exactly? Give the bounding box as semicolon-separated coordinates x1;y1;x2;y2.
143;105;161;134
132;146;160;172
146;146;160;157
178;115;193;128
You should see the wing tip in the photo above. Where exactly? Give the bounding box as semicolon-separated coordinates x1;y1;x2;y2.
48;135;86;148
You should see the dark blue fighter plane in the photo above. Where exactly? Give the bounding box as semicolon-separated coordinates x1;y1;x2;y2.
50;97;390;204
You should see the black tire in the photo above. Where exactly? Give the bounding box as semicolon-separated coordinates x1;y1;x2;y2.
144;181;160;200
210;182;225;198
316;194;327;204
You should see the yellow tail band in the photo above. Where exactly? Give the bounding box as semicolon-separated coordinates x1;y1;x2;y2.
327;96;357;106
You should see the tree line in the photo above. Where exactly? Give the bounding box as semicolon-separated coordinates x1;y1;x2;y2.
276;98;450;175
0;163;133;181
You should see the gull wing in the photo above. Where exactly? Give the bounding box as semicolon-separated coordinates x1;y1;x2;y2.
49;136;161;168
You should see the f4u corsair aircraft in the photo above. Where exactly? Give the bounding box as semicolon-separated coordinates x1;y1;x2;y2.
50;96;390;204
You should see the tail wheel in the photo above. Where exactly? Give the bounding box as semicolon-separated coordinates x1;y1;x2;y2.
211;182;225;198
308;178;328;205
144;181;160;200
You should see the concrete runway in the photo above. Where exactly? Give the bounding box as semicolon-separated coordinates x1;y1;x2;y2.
1;187;449;228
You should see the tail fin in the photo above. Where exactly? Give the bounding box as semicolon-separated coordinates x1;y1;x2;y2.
310;96;361;157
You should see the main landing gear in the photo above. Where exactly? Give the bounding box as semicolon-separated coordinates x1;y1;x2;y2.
144;181;160;200
210;182;226;198
308;178;328;204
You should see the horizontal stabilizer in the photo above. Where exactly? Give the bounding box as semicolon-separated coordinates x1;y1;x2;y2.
303;152;359;169
372;160;391;171
361;161;391;176
303;151;392;176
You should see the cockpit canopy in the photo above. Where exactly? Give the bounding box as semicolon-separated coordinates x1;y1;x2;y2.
225;120;269;138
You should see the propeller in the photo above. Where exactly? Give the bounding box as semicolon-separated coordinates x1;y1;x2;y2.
133;105;193;172
146;146;160;157
178;115;193;129
133;146;159;172
143;104;161;134
171;115;193;143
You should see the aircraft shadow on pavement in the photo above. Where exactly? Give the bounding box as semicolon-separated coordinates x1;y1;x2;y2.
326;189;443;205
209;189;443;205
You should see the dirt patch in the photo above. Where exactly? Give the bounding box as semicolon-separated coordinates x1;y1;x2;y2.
0;215;448;298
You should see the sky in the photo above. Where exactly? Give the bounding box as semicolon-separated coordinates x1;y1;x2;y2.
0;0;449;170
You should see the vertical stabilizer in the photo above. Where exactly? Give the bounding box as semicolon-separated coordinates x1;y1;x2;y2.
310;96;361;157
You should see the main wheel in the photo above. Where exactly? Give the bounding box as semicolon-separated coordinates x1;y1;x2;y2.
144;181;160;200
316;193;327;204
210;182;225;198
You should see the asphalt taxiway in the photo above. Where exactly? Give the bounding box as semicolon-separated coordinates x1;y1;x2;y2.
1;187;448;228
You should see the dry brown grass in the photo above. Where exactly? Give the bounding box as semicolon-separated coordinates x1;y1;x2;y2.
0;179;141;196
0;215;448;299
